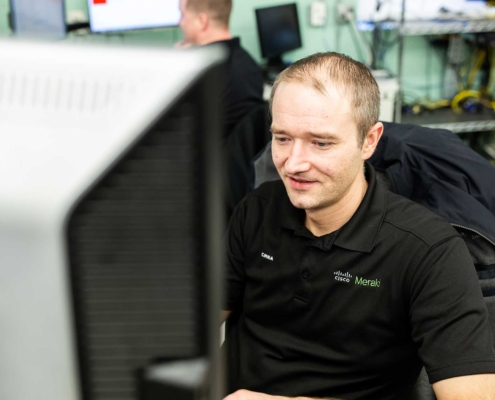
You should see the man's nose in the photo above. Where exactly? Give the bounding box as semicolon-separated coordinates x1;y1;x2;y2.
284;142;311;174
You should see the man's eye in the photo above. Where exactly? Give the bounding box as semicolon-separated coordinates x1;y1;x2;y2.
275;137;289;143
315;142;329;148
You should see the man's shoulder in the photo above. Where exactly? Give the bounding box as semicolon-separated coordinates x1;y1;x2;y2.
228;39;262;72
382;189;460;247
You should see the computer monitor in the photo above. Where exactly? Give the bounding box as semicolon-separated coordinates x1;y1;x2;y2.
255;3;302;69
9;0;66;39
87;0;181;33
0;40;225;400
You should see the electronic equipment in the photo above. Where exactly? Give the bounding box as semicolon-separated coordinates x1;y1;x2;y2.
310;1;327;27
0;40;226;400
357;0;488;24
371;70;399;122
255;3;303;69
9;0;66;38
87;0;181;33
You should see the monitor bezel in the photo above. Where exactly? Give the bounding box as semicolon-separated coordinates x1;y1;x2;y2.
255;2;302;61
86;0;180;34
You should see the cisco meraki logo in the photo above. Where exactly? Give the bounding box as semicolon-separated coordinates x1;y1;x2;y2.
334;271;381;288
355;275;381;288
334;270;352;283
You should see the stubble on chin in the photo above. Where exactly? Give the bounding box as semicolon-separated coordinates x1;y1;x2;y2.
286;189;321;211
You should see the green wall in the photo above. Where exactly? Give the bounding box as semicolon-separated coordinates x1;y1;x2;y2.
0;0;444;100
0;0;8;35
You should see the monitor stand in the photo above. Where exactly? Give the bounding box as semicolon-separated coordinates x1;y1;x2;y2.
266;55;286;72
264;55;287;83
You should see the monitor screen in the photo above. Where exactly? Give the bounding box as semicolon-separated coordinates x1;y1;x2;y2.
9;0;66;39
255;3;302;62
87;0;181;33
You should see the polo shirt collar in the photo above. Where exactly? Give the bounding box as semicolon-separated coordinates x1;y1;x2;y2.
333;163;386;252
277;162;386;253
205;37;240;49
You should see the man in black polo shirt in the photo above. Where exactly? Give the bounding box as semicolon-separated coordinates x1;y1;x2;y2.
222;52;495;400
176;0;264;137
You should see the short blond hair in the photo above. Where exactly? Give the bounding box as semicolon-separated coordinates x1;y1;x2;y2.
186;0;232;27
270;52;380;147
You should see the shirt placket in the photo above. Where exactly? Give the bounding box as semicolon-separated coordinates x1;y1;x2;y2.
293;234;336;304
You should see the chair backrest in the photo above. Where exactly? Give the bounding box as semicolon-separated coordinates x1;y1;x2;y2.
252;140;278;189
224;102;272;217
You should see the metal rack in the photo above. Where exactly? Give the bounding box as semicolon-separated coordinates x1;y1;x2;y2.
367;19;495;36
401;108;495;133
390;0;495;131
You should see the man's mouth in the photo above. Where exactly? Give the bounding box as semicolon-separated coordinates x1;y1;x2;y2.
287;176;317;190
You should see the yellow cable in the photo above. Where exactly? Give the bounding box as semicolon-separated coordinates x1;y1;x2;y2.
460;51;477;78
479;99;495;110
487;49;495;98
451;90;481;114
421;99;451;110
467;50;486;89
459;51;477;91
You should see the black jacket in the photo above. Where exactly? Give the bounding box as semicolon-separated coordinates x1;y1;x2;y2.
369;122;495;247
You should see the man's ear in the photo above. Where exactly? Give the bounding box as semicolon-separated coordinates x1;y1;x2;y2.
362;122;384;160
197;12;209;31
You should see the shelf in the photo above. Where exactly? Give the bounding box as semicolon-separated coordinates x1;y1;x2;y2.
358;19;495;35
400;108;495;133
402;19;495;35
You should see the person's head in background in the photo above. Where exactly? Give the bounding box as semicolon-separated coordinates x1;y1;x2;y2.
178;0;232;46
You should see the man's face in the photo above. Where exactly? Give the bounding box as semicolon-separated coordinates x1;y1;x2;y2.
271;81;370;212
179;0;201;44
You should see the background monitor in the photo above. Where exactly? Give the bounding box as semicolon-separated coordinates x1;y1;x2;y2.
255;3;302;68
9;0;66;39
0;40;225;400
87;0;181;33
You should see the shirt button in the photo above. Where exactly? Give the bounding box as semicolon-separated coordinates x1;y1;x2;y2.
301;269;310;279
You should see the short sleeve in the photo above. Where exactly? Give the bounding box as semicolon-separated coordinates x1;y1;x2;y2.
224;198;248;311
408;236;495;383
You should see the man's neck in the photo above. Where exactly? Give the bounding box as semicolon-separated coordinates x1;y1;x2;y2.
304;174;368;237
197;29;232;45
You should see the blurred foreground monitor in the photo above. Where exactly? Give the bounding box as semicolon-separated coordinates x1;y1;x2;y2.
0;40;226;400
